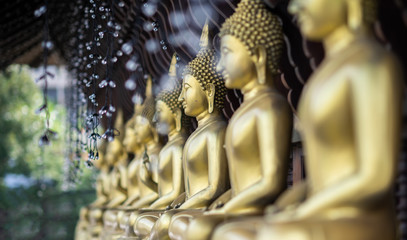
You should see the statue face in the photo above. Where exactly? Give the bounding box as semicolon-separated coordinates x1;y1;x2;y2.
288;0;346;40
105;140;122;165
93;153;104;168
123;125;138;153
218;35;256;89
178;74;208;117
134;115;152;144
155;100;175;135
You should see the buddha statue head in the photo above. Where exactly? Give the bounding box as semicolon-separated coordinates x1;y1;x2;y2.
217;0;283;90
178;22;227;117
105;138;126;166
105;109;127;166
134;78;159;144
93;139;107;169
155;54;190;134
123;117;140;154
288;0;378;40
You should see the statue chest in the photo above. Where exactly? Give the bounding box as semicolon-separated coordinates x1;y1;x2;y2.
299;65;353;149
184;132;209;176
298;64;357;192
158;145;174;182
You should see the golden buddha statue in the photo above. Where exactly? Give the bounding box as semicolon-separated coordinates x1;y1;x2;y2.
168;2;293;239
133;54;191;238
117;79;154;235
148;22;229;240
75;206;90;240
105;143;128;207
131;97;162;207
77;140;109;240
122;116;143;206
102;111;130;238
213;0;404;239
103;114;147;239
89;139;109;208
119;88;163;239
87;140;114;239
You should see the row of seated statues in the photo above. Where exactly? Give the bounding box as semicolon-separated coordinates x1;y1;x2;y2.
75;0;404;239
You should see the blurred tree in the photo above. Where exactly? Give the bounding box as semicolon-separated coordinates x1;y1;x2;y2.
0;65;96;239
0;65;42;178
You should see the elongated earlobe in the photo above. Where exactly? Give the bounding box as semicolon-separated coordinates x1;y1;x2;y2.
206;83;215;113
347;0;363;32
253;45;267;85
174;108;182;132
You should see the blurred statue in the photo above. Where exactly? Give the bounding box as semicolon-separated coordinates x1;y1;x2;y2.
213;0;404;239
119;76;163;239
117;79;153;236
168;1;292;239
75;137;108;240
134;54;191;239
101;110;129;239
149;22;229;240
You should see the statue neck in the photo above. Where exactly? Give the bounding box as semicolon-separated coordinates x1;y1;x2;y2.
241;77;275;102
196;108;221;128
323;25;368;58
168;128;183;142
146;138;159;152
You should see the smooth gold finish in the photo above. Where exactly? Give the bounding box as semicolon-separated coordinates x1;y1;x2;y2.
213;0;403;239
77;151;110;240
169;1;292;239
150;23;229;240
134;55;190;238
116;77;164;239
85;141;111;240
177;22;229;210
216;0;290;216
86;111;128;240
122;117;143;206
102;111;130;239
75;206;90;240
103;115;145;239
117;79;153;235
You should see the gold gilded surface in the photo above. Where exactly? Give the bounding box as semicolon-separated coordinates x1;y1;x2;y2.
121;78;154;210
120;108;162;237
170;1;292;239
116;77;163;240
134;55;190;239
150;22;229;240
215;0;291;216
101;111;130;239
214;0;404;239
122;117;143;206
87;112;128;240
84;144;110;240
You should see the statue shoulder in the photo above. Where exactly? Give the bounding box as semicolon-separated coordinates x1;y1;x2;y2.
250;92;292;120
208;118;228;133
349;42;403;91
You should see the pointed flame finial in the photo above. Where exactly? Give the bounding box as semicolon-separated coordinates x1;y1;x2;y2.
199;19;210;49
145;74;153;98
168;53;177;78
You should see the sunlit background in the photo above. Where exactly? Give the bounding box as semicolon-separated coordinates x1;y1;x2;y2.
0;65;96;239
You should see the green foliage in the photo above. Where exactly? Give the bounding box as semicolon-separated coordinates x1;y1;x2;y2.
0;65;95;188
0;184;95;240
0;65;96;239
0;65;42;177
